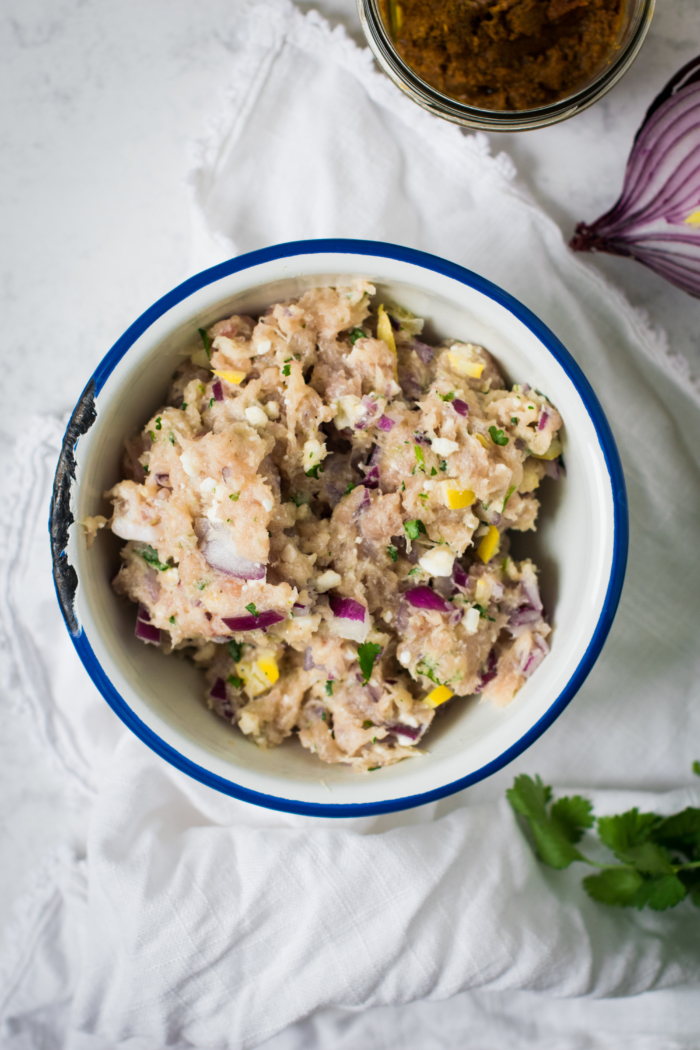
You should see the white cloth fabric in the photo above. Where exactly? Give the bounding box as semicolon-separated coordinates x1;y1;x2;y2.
2;2;700;1047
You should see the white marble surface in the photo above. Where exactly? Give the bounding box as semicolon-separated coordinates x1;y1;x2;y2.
1;0;699;933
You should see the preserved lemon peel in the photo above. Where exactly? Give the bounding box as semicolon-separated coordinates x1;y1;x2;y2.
447;344;484;379
477;525;500;563
444;485;475;509
424;684;453;708
256;656;280;685
530;436;562;461
212;368;246;385
376;304;396;354
475;433;490;449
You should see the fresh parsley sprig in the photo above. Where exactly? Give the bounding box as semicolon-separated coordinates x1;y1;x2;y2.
507;774;700;911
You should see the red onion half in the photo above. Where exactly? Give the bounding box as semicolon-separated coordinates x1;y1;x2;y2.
571;56;700;297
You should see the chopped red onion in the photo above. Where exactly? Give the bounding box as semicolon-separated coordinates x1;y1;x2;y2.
210;678;228;701
403;586;452;613
522;645;546;678
222;611;285;632
135;611;160;645
538;410;549;431
154;473;171;488
377;414;395;432
364;466;380;489
412;340;434;364
292;602;310;617
476;649;498;691
508;606;541;628
544;459;563;480
329;596;369;643
212;380;224;402
353;487;371;519
137;603;151;622
194;518;266;580
571;56;700;297
386;722;423;742
453;563;469;589
414;432;431;446
521;574;543;613
452;399;468;417
303;647;318;671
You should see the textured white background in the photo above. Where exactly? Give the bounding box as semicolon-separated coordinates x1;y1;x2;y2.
1;0;699;931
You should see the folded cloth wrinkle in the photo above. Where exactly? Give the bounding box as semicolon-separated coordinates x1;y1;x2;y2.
1;2;700;1048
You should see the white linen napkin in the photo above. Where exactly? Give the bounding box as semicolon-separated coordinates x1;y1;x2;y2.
2;2;700;1047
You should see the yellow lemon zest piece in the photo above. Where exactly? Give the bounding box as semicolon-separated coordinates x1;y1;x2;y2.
530;436;563;461
256;657;280;685
477;525;500;563
685;210;700;227
425;684;453;708
447;348;484;379
376;304;397;354
212;369;246;385
444;485;475;510
475;433;490;449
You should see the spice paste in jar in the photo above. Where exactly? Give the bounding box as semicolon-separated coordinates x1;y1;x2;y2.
380;0;624;111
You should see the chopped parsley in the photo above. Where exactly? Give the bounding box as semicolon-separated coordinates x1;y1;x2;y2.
363;720;373;729
401;481;406;491
155;417;162;430
290;492;309;506
245;602;259;618
149;430;155;441
414;445;425;471
502;484;517;511
474;603;496;621
228;640;243;662
305;464;322;479
387;544;398;562
143;464;150;475
372;737;377;744
196;581;207;591
489;425;509;446
321;711;327;721
404;519;426;540
181;402;188;411
417;659;442;685
227;674;244;689
511;416;518;425
349;328;366;344
438;391;455;402
368;765;381;772
168;433;175;445
528;404;535;410
358;641;382;685
140;545;170;572
439;460;447;472
325;681;333;697
282;362;291;377
407;567;421;577
198;327;212;359
229;492;240;501
168;615;176;625
430;466;437;476
209;398;215;408
418;492;428;501
344;482;356;496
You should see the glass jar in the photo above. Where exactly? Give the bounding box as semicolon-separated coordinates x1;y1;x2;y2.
357;0;655;131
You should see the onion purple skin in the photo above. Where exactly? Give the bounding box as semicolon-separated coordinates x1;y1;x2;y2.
222;611;285;632
571;56;700;298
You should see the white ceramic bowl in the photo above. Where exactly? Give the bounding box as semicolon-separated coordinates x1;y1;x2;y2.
51;240;628;816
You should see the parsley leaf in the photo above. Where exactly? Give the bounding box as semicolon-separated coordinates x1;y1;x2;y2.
440;460;447;472
357;642;381;684
140;545;170;572
582;868;645;907
306;464;322;479
506;775;585;869
387;544;398;562
349;328;366;344
511;416;518;425
282;362;291;377
693;760;700;776
245;603;259;618
489;425;509;446
344;482;356;496
404;519;426;540
198;327;212;359
168;615;176;625
209;398;215;408
430;466;437;476
228;640;243;662
325;681;333;696
473;603;495;621
414;445;425;470
229;492;240;501
438;391;455;402
155;417;162;430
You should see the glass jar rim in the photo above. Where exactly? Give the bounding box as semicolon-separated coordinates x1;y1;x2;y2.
357;0;656;131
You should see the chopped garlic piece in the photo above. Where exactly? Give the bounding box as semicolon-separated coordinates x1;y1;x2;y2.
447;342;485;379
303;437;326;470
180;449;199;477
264;401;280;419
443;485;475;509
212;368;245;385
262;498;273;512
431;437;459;456
315;570;342;592
477;525;500;563
418;547;455;577
398;649;412;666
333;395;365;430
199;477;218;493
464;607;480;634
245;406;268;427
424;684;453;708
376;304;396;354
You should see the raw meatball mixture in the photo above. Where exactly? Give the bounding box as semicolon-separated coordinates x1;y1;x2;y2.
104;282;563;772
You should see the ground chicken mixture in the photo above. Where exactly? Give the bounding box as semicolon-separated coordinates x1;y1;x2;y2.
103;282;563;772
